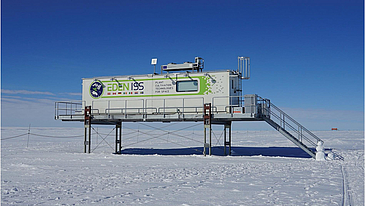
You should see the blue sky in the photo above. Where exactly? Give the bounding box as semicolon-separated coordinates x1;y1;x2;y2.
1;0;364;130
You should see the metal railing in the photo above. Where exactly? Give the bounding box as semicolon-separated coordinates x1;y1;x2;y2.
258;97;322;147
55;101;83;119
212;96;245;113
55;96;246;120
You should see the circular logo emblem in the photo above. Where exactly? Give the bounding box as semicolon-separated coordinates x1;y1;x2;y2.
90;81;103;99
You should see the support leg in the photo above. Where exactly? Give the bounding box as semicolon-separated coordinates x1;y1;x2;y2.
224;125;227;156
88;119;91;153
115;122;122;154
84;122;91;153
115;123;118;154
203;103;212;156
203;124;211;156
224;122;232;156
209;125;212;156
84;106;91;153
119;122;122;152
204;126;207;156
84;126;87;153
228;123;231;155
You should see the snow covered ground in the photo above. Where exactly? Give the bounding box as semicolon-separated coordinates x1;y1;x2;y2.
1;126;364;205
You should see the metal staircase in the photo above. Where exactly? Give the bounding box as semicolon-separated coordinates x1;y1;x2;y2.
257;97;323;159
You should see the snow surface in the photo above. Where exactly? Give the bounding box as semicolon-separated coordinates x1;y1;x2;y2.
1;126;364;205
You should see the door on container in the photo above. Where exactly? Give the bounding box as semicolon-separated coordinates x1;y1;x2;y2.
229;75;241;106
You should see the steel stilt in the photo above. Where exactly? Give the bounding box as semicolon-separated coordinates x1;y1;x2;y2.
84;106;92;153
223;122;231;156
203;103;212;156
115;122;122;154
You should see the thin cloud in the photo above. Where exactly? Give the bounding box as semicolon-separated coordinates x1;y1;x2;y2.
61;92;82;96
2;96;55;105
1;89;55;95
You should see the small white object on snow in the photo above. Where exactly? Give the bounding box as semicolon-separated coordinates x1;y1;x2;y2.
327;152;334;160
316;141;326;161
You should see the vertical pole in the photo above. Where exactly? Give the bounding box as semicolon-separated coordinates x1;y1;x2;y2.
88;110;91;154
115;122;122;154
115;123;118;154
84;106;92;153
84;125;87;153
224;122;232;156
224;125;227;156
119;122;122;152
204;125;207;156
84;107;88;153
27;124;31;148
228;122;232;156
209;125;212;156
203;103;212;156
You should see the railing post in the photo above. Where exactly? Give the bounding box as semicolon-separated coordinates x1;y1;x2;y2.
108;100;110;115
91;101;94;114
65;102;68;115
182;98;185;118
55;102;57;119
300;127;303;142
125;100;127;118
143;99;145;119
163;99;166;118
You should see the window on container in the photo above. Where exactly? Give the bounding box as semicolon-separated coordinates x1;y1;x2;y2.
176;80;198;92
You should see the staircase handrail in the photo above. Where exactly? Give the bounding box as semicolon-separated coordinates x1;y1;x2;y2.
258;97;323;147
271;103;322;144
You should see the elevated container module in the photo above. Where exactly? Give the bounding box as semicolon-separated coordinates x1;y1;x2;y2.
84;69;243;116
56;56;335;160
